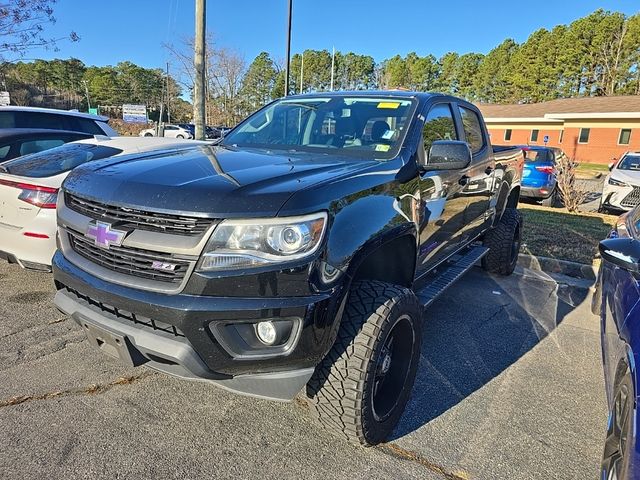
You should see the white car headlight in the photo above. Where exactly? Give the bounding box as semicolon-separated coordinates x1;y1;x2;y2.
198;212;327;271
608;177;629;187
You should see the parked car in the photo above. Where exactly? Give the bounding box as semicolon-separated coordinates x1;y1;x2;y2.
600;151;640;213
0;136;209;270
0;106;118;136
593;207;640;479
519;146;566;207
52;91;524;446
139;124;193;139
0;129;92;163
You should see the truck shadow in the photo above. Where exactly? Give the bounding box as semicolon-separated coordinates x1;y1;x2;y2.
391;267;592;440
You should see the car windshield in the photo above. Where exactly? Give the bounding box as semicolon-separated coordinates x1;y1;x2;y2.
2;142;123;177
222;96;416;159
618;154;640;171
523;149;553;162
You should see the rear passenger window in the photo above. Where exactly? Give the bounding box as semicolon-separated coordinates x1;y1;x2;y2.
458;106;485;154
423;103;458;153
76;118;104;135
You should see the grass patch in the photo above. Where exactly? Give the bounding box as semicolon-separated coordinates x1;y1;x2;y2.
520;204;618;264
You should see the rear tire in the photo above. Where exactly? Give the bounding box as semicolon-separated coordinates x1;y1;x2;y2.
541;188;561;207
144;133;153;137
482;208;522;276
305;280;422;446
176;134;185;139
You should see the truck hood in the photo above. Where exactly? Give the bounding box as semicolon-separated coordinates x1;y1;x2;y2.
63;145;378;217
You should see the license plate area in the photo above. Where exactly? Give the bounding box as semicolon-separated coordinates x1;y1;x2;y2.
79;317;142;367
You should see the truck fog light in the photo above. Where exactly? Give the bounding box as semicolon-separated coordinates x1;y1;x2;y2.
256;321;277;345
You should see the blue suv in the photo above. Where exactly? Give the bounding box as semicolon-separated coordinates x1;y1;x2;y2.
595;207;640;479
519;146;565;207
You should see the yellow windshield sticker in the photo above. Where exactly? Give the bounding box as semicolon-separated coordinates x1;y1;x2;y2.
377;102;400;109
375;144;391;152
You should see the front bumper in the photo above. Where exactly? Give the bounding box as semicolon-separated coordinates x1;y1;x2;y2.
52;251;346;401
601;183;636;212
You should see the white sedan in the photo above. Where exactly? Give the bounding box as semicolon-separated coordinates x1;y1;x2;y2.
601;151;640;213
139;124;192;139
0;136;208;270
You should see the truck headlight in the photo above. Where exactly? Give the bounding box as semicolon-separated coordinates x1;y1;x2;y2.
608;177;628;187
198;212;327;271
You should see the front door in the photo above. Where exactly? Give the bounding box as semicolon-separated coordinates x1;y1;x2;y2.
416;102;468;279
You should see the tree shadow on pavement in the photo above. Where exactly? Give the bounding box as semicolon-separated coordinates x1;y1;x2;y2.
391;267;591;440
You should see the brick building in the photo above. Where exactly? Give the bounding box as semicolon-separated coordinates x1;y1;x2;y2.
476;96;640;164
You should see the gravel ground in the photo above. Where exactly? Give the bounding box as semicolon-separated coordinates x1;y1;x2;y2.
0;261;606;479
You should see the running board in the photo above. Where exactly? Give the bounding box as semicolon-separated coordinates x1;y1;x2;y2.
415;246;489;309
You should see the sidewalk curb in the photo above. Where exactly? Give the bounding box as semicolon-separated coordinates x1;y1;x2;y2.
517;253;597;280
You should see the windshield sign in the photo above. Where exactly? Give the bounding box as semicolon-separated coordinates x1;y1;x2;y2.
222;96;416;159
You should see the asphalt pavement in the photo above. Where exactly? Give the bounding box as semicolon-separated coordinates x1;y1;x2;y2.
0;261;606;480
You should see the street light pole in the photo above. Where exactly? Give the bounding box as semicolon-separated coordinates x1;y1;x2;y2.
284;0;292;97
194;0;206;139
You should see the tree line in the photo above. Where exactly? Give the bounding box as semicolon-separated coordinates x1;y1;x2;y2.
0;8;637;128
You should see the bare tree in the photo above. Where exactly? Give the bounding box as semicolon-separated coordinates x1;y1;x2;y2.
0;0;79;60
555;152;589;213
164;34;245;127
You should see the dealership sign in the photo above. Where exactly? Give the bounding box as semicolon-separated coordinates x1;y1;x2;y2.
122;104;147;123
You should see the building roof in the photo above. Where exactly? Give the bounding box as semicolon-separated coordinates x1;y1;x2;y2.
476;95;640;120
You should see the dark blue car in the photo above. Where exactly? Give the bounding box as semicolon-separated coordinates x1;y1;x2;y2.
595;207;640;479
519;146;565;207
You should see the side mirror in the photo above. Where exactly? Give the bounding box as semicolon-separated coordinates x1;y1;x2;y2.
599;238;640;273
424;140;472;171
608;161;615;171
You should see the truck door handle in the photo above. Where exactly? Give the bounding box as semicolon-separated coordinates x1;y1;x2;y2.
458;175;470;186
485;166;494;175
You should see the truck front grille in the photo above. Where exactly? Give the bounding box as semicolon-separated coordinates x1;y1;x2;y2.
621;188;640;209
60;284;185;337
65;193;214;236
67;228;190;284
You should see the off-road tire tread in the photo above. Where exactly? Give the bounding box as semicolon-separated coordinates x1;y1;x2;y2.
482;208;522;276
305;280;420;445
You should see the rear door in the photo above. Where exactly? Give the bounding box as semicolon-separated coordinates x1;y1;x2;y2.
455;104;495;240
416;101;468;277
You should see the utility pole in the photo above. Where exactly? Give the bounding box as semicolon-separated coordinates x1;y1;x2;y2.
284;0;292;96
166;62;171;124
299;52;304;94
330;46;335;91
82;80;91;110
194;0;206;140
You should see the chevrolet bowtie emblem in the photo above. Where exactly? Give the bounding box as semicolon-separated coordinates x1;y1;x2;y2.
85;221;126;249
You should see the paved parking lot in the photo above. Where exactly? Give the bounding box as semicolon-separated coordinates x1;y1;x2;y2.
0;261;606;479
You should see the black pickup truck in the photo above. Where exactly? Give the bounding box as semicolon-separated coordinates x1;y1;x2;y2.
52;91;523;445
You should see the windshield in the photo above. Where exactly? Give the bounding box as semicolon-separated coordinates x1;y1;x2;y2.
618;154;640;171
523;149;553;162
2;142;123;177
222;96;416;159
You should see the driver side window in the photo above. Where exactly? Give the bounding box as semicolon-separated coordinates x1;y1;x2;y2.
423;103;458;154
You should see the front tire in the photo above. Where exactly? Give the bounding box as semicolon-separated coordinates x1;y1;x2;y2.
482;207;522;276
601;366;634;480
305;280;422;446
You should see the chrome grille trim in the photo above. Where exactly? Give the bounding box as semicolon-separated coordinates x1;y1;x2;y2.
67;228;191;284
65;193;214;236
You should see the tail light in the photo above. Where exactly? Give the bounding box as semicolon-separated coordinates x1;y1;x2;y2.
0;179;58;209
535;165;555;174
